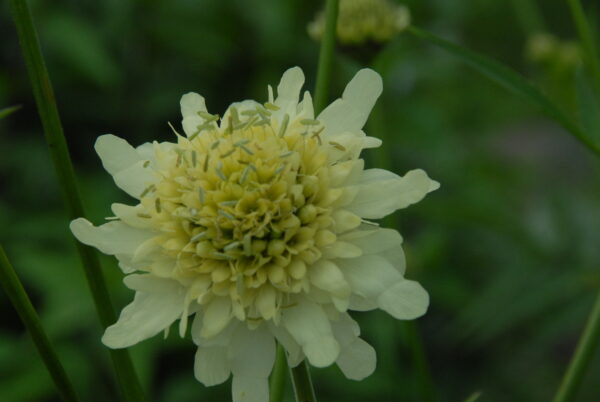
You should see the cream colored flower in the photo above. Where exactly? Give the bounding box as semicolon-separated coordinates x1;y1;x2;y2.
71;67;438;402
308;0;410;45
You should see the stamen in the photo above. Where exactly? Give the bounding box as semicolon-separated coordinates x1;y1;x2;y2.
224;241;240;252
198;187;205;204
139;184;156;198
279;151;293;158
219;200;238;207
190;232;207;242
137;213;152;219
264;102;280;111
191;151;197;167
301;118;320;126
215;162;227;181
143;160;151;168
220;148;236;158
234;139;251;147
155;198;162;213
243;234;252;256
212;252;236;260
218;209;235;220
203;154;210;172
240;145;254;155
278;114;289;138
329;141;346;151
211;140;221;150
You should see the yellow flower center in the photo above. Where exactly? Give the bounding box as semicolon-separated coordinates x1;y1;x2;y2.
139;104;346;319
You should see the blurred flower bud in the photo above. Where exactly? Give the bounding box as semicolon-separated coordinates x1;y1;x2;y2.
308;0;411;46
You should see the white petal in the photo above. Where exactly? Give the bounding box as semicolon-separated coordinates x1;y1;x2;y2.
377;280;429;319
332;210;362;233
318;69;382;138
94;134;141;176
348;294;378;311
232;375;269;402
111;203;153;229
336;338;376;380
180;92;207;119
255;285;277;320
191;314;238;347
297;91;314;119
309;260;351;299
340;254;402;300
194;346;230;386
123;274;181;293
348;169;438;219
323;241;363;259
220;100;263;132
282;300;340;367
267;322;304;367
274;67;305;113
102;289;185;348
201;297;233;338
113;160;157;199
70;218;155;256
230;325;275;377
229;325;275;402
341;228;406;274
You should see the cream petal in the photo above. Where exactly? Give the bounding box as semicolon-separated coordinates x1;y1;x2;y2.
219;100;263;132
194;346;231;386
200;297;233;338
123;274;182;293
323;241;363;259
309;260;351;299
102;289;185;348
332;209;362;233
282;300;340;367
336;338;376;380
341;228;406;274
232;375;269;402
229;325;275;402
111;203;153;229
191;314;238;347
255;285;277;320
70;218;155;257
318;69;382;138
348;169;439;219
274;67;305;113
348;294;378;311
377;280;429;320
267;322;304;367
94;134;141;176
180;92;208;119
113;160;157;199
297;91;315;119
341;254;402;300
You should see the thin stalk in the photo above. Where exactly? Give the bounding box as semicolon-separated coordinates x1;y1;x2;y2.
287;1;340;401
553;292;600;402
404;322;435;402
567;0;600;96
269;343;288;402
7;1;145;401
290;361;317;402
0;246;79;402
313;0;340;114
510;0;545;35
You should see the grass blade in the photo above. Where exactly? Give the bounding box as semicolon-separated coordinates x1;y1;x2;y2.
576;70;600;146
0;104;22;119
7;0;146;400
0;246;79;402
567;0;600;96
407;26;600;158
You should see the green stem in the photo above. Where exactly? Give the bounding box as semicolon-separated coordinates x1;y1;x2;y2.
313;0;340;114
553;292;600;402
510;0;545;35
0;246;79;402
567;0;600;96
7;1;145;401
286;2;340;401
404;322;435;402
269;344;288;402
290;361;317;402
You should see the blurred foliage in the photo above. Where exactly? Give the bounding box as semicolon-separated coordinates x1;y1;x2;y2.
2;0;600;401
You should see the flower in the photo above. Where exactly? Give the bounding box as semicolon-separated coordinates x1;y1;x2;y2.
70;67;438;402
308;0;410;45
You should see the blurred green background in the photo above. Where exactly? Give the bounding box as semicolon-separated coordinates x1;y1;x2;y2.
2;0;600;401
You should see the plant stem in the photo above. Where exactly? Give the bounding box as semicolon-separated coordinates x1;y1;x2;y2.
313;0;340;114
0;246;79;402
404;322;435;402
290;361;317;402
269;344;288;402
553;292;600;402
7;1;145;401
567;0;600;96
287;2;339;401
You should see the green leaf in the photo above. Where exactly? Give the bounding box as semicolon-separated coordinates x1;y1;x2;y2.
407;26;600;157
0;104;22;119
576;70;600;147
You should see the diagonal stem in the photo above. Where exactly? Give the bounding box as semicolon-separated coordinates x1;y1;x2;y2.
567;0;600;97
0;246;80;402
7;1;145;400
269;343;288;402
553;291;600;402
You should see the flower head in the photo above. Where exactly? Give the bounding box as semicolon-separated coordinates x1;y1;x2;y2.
308;0;410;45
71;67;438;402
